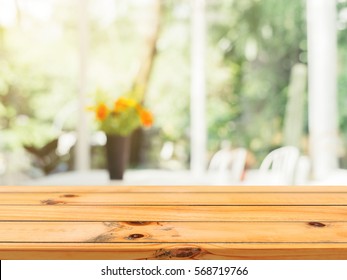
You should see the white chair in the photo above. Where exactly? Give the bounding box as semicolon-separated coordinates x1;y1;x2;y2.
293;155;311;185
208;148;247;184
258;146;300;185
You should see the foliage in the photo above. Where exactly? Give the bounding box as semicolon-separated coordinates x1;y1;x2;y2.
206;0;307;163
2;0;347;173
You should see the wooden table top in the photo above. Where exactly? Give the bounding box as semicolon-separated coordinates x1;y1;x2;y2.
1;185;347;260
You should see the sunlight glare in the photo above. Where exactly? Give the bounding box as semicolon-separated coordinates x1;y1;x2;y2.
18;0;54;22
0;0;17;27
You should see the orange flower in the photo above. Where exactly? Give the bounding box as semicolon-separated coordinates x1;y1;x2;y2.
96;103;108;121
114;97;137;113
139;109;153;127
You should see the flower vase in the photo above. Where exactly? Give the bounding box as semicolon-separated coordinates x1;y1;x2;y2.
105;134;130;180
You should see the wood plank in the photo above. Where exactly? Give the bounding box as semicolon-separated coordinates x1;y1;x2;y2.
1;186;347;260
1;192;347;205
1;243;347;260
1;186;347;193
1;205;347;221
0;221;346;243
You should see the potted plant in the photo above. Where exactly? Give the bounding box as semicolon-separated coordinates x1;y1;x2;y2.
89;91;153;180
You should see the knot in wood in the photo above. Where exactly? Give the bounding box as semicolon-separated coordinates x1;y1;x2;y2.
155;246;202;259
125;222;151;226
61;194;78;198
41;199;65;205
126;234;145;240
308;222;326;228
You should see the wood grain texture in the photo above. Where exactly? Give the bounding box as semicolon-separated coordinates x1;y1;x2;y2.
1;205;347;221
1;186;347;259
2;243;347;260
1;192;347;205
0;221;346;243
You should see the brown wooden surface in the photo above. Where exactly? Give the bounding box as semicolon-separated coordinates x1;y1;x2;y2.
1;205;347;221
0;185;347;259
1;192;347;205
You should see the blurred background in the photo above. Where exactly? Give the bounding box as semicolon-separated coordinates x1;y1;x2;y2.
0;0;346;185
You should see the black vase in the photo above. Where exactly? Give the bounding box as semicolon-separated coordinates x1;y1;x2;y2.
105;134;130;180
